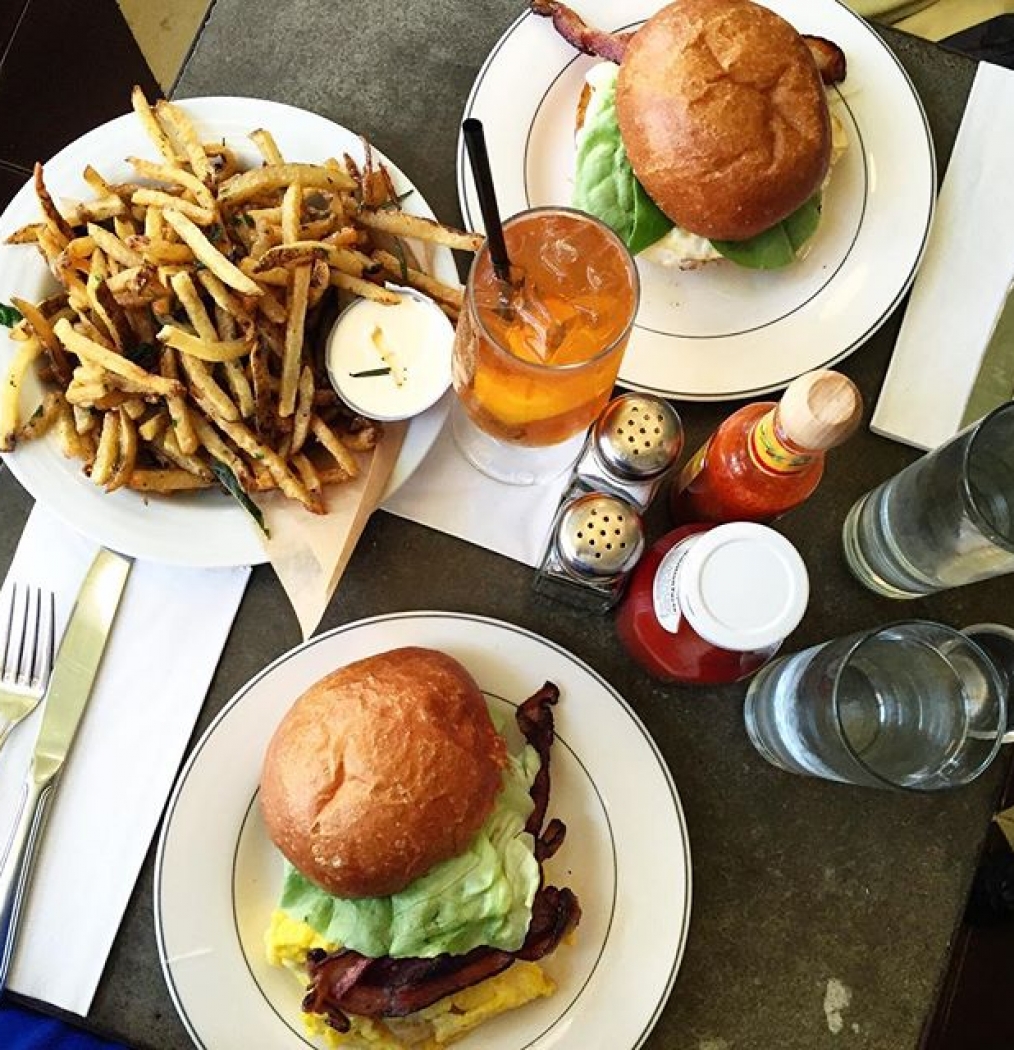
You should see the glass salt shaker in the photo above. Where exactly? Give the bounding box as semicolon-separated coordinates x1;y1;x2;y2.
534;491;646;612
570;393;684;511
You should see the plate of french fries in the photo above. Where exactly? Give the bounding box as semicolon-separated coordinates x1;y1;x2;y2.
0;90;481;567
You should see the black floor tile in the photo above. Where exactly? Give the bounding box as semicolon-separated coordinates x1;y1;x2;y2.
0;0;160;169
0;162;28;211
0;1;30;58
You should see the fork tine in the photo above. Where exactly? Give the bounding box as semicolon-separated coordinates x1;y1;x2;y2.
1;584;16;680
34;591;55;688
24;587;41;686
13;587;33;686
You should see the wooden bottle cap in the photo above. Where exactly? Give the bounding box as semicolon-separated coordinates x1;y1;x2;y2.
777;370;863;452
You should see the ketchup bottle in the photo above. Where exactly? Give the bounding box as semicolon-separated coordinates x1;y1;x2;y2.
670;370;862;525
615;522;809;685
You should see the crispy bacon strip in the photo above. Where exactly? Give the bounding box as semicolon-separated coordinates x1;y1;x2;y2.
517;681;559;839
529;0;847;85
530;0;633;63
300;683;580;1032
304;887;581;1024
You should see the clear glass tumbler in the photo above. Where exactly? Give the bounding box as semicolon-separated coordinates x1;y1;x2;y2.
842;402;1014;598
451;207;639;486
744;621;1014;791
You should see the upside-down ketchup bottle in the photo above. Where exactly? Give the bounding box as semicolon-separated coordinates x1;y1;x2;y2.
670;370;863;525
615;521;809;685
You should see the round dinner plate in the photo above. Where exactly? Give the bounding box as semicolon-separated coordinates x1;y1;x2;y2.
458;0;936;401
155;612;692;1050
0;97;455;567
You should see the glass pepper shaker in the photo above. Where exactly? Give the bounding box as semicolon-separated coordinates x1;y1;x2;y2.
534;491;646;612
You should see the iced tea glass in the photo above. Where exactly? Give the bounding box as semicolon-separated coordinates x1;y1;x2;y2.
451;207;639;485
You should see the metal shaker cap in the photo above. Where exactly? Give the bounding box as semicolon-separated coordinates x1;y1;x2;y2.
555;492;644;581
592;394;683;481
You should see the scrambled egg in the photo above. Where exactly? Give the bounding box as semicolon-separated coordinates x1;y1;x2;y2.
266;910;556;1050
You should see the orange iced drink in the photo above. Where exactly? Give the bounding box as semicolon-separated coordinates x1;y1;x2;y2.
453;208;639;447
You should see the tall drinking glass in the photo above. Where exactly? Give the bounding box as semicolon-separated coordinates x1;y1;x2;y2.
451;207;640;485
744;621;1014;791
842;402;1014;598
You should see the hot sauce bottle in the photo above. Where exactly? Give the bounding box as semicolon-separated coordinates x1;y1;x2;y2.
670;370;863;524
615;522;809;685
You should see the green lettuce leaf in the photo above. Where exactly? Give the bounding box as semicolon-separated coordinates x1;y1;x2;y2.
278;722;543;959
573;63;822;268
710;195;823;269
573;64;672;255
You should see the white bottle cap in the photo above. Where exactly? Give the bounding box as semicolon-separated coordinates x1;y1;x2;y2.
677;523;809;652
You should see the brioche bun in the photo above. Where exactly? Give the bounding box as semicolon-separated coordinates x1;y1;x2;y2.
260;647;507;899
615;0;831;241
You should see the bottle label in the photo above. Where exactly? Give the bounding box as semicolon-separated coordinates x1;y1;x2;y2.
749;409;815;476
674;437;711;492
651;534;703;634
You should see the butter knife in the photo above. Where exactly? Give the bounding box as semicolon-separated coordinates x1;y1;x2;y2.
0;548;131;992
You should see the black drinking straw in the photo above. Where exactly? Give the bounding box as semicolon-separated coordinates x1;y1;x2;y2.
462;118;513;287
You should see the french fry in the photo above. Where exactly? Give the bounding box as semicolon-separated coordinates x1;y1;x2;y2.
132;189;215;226
372;249;464;308
12;295;71;384
281;183;302;246
0;336;43;450
53;318;183;398
191;411;251;488
279;264;311;417
127;157;216;210
157;324;251;363
5;223;45;245
89;409;121;486
310;414;359;479
249;128;284;165
127;468;212;492
155;100;214;185
357;208;484;251
330;270;401;305
162;208;263;297
106;409;138;492
18;391;63;443
131;85;178;164
152;426;214;480
33;163;74;243
87;222;145;268
251;242;328;272
290;364;314;455
156;346;198;454
218;163;355;205
214;416;322;512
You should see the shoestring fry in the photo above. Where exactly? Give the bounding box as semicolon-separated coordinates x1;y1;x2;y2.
0;87;481;514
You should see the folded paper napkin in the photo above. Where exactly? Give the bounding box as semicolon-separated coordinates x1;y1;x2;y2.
0;504;249;1016
382;421;572;567
872;62;1014;449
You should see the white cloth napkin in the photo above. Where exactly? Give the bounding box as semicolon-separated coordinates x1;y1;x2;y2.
382;420;572;567
0;504;249;1015
872;62;1014;450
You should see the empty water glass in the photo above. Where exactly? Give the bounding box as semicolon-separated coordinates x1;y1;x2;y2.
743;621;1014;791
842;402;1014;598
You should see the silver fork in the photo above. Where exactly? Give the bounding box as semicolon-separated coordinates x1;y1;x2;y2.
0;585;56;754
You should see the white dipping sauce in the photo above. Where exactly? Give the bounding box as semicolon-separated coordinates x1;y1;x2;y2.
325;289;454;421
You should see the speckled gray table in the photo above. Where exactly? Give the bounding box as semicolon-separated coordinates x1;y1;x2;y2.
1;5;1008;1050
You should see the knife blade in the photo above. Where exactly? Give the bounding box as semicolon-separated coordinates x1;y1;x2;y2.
0;547;132;992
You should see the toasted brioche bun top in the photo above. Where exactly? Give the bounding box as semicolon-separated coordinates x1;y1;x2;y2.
260;647;507;899
616;0;831;241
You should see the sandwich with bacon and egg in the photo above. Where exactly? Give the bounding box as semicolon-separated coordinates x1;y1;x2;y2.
260;647;579;1049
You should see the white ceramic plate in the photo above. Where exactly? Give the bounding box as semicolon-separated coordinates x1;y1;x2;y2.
0;97;455;567
458;0;936;401
155;612;692;1050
